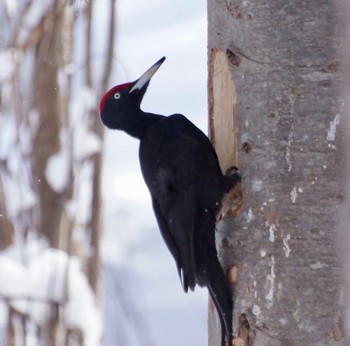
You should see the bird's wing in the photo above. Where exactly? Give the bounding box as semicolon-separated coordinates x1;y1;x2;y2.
140;114;223;292
151;197;182;278
151;174;197;292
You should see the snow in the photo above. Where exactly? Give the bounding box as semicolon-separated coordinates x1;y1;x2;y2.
0;256;29;297
74;127;102;161
0;302;7;346
0;112;16;159
310;261;326;270
246;208;254;223
285;92;295;173
17;0;55;46
1;172;36;220
252;304;261;317
326;113;341;142
265;256;276;308
0;49;16;84
283;234;291;258
0;238;102;345
3;0;17;17
65;258;102;346
45;148;70;192
268;223;276;243
71;88;102;161
72;160;94;224
290;187;298;204
252;179;263;192
45;130;71;193
0;0;208;345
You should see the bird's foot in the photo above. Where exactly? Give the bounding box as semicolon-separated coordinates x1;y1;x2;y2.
225;166;241;178
216;166;243;222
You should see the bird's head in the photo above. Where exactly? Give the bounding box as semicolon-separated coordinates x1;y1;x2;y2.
99;57;166;129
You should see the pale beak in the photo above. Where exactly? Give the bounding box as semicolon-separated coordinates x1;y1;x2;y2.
129;56;166;93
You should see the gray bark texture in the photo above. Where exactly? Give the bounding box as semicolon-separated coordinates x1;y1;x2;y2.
208;0;344;345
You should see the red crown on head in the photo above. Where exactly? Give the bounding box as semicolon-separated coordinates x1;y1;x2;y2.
99;82;132;112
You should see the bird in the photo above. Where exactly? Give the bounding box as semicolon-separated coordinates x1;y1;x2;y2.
99;57;242;346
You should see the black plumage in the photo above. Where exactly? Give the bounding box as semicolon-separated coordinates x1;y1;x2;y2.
99;57;241;345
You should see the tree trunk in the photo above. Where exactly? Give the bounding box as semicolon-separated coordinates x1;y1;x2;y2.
0;0;116;344
32;0;66;248
340;1;350;344
208;1;344;345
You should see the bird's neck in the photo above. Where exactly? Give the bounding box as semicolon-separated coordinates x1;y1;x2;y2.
123;111;163;139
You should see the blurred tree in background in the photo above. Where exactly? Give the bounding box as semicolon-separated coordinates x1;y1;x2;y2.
0;0;115;344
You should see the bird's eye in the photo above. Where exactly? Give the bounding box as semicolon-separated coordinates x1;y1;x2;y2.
114;92;121;99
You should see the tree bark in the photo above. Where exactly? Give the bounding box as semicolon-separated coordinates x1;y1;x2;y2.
208;1;344;345
32;0;65;248
339;1;350;344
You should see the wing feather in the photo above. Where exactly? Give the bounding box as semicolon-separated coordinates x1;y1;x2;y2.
152;187;197;292
139;114;225;292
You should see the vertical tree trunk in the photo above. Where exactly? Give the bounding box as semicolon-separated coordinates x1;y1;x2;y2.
84;0;116;294
208;1;344;345
32;0;65;248
0;0;116;344
340;1;350;344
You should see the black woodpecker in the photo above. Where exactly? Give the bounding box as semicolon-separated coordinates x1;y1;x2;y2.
99;57;242;346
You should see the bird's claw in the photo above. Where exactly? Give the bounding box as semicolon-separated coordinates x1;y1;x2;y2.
216;167;243;221
225;166;242;180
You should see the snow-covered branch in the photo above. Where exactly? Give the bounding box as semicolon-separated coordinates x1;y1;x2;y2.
0;238;102;345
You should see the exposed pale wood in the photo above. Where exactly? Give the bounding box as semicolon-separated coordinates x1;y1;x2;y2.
209;48;238;172
208;47;241;346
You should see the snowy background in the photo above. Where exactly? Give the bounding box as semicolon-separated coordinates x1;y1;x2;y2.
100;0;208;345
0;0;209;345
